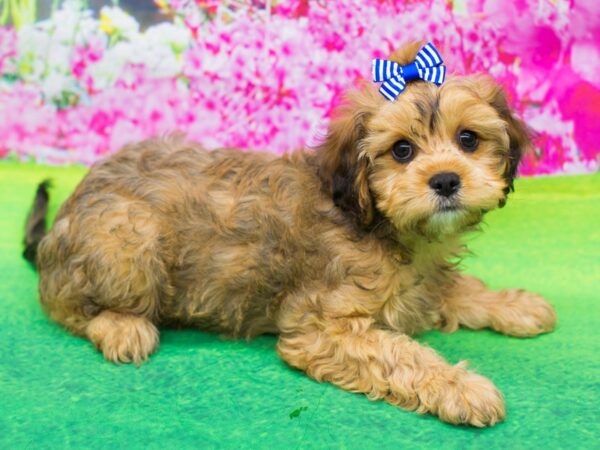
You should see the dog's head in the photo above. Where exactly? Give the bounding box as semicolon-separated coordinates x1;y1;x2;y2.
316;42;530;237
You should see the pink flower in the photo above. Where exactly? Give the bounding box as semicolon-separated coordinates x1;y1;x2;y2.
559;80;600;163
0;26;17;74
0;0;597;174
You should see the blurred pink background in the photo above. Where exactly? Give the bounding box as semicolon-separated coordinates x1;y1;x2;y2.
0;0;598;175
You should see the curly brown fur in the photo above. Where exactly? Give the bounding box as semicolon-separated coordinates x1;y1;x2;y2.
29;43;556;427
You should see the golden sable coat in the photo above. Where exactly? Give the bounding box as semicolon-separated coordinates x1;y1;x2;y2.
29;43;556;427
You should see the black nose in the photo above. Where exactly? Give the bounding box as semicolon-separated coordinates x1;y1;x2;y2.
428;172;461;197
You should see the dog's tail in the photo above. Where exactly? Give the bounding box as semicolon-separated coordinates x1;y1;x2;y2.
23;180;51;267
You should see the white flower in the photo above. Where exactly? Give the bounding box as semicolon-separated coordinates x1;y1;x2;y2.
89;21;191;87
41;72;73;100
16;0;105;100
88;41;134;89
14;1;192;96
144;22;191;54
99;6;139;40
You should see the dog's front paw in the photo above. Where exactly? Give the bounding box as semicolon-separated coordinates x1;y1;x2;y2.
491;290;557;337
421;368;505;427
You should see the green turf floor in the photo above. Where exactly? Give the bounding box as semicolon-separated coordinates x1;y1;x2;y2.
0;161;599;449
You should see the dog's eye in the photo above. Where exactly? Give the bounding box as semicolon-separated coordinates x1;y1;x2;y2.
458;130;479;152
391;140;415;163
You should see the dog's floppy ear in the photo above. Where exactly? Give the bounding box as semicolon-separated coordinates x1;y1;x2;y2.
316;90;378;227
471;75;532;201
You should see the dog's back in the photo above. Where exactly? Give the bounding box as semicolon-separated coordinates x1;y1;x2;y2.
34;137;357;341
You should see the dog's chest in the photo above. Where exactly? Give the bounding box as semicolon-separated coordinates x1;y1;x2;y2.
377;244;453;335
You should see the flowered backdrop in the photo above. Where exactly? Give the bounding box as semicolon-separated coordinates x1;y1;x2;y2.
0;0;598;175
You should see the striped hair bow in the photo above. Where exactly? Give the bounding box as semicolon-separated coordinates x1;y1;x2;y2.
372;42;446;101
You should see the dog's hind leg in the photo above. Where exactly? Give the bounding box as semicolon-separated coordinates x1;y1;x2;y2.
37;195;173;364
86;311;159;365
439;275;556;337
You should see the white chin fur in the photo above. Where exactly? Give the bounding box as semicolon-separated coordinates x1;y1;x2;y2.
426;210;468;235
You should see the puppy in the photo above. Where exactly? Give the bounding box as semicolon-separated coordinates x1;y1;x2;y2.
25;42;556;427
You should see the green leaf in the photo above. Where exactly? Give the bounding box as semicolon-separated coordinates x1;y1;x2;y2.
289;406;308;419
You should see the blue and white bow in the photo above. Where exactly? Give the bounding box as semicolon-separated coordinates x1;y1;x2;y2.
372;42;446;101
